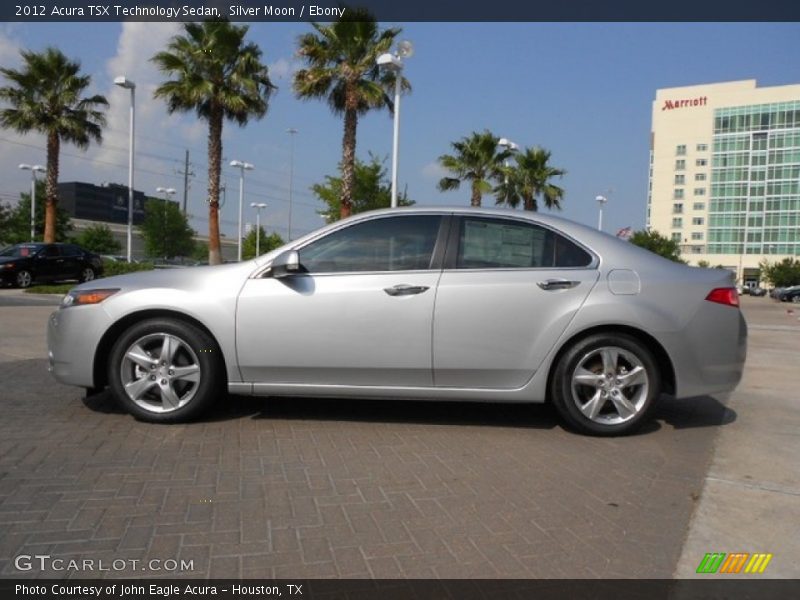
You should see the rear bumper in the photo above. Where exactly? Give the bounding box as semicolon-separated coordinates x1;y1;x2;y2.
666;305;747;399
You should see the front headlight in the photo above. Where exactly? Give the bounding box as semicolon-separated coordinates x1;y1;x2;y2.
0;263;12;269
61;288;119;308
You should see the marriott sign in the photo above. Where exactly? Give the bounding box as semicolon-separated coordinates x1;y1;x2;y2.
662;96;708;111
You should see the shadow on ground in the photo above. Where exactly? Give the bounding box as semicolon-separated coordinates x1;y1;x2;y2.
82;384;736;434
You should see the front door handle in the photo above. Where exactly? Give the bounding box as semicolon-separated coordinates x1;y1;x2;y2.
537;278;579;290
384;284;430;297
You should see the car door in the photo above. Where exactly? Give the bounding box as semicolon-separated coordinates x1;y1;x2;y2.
236;213;448;387
433;215;600;389
59;244;82;279
36;245;62;281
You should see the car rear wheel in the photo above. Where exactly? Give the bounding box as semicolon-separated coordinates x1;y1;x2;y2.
551;333;661;436
107;318;224;423
15;270;32;288
80;267;95;282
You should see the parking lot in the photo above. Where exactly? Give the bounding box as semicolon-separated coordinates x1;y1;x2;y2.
0;291;797;579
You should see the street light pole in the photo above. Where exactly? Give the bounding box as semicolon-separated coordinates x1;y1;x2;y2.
156;187;176;259
595;195;608;231
377;41;413;208
230;160;254;262
19;164;45;242
250;202;267;256
114;76;136;262
287;128;297;240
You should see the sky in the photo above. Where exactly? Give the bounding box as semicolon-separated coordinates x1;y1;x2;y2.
0;21;798;241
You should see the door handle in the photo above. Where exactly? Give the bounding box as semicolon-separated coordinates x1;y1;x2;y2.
384;284;430;296
537;278;579;290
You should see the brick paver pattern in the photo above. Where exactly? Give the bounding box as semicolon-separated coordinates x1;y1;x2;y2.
0;355;727;579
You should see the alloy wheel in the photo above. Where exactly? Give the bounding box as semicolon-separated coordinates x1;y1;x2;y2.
570;346;649;425
119;332;202;413
16;270;32;288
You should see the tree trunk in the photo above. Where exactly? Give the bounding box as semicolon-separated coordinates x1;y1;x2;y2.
471;180;482;207
44;132;60;243
523;194;536;211
340;84;358;220
207;106;223;266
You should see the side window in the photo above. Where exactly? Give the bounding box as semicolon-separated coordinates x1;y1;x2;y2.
455;217;592;269
456;218;554;268
554;234;592;267
43;245;60;258
299;215;442;274
63;244;81;257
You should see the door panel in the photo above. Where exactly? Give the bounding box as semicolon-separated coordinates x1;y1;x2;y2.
236;272;440;386
433;268;598;388
433;215;598;389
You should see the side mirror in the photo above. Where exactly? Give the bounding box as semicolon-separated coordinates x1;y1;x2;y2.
271;250;301;279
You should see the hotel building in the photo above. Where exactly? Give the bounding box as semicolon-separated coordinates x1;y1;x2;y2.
648;80;800;286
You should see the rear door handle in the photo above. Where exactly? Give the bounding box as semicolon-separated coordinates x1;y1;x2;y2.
537;278;579;290
384;284;430;297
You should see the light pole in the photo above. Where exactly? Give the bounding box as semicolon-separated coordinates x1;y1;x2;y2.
230;160;254;261
377;40;413;208
156;187;176;259
18;164;45;242
250;202;267;256
114;76;136;262
497;138;519;186
595;195;608;231
287;128;297;240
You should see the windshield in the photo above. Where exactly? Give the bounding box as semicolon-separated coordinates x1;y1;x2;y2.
0;244;42;258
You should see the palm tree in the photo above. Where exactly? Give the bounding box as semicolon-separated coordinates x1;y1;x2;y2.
438;130;512;207
495;147;566;211
294;9;408;220
152;20;275;265
0;48;107;243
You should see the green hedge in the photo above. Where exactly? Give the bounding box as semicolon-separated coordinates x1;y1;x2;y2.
101;260;155;278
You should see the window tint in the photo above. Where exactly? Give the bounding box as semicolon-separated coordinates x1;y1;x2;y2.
455;218;591;269
299;215;442;273
43;246;60;258
62;244;82;257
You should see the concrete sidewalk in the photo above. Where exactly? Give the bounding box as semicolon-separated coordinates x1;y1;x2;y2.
675;296;800;577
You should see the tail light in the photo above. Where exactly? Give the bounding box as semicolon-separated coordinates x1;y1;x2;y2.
706;287;739;307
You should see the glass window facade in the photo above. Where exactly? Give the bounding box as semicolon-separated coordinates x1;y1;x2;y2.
707;101;800;255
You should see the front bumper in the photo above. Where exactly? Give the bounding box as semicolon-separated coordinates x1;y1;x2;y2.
47;304;110;388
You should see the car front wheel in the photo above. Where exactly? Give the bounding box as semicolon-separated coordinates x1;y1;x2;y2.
15;270;33;288
551;333;661;436
107;318;224;423
80;267;95;282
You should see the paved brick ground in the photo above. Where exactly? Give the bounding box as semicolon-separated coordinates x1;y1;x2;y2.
0;299;732;579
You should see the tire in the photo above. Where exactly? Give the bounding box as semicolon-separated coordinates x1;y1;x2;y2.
107;318;225;423
550;333;661;436
15;270;33;288
80;266;96;283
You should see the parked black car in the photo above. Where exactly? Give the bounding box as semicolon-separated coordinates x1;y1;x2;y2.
778;285;800;302
0;243;104;288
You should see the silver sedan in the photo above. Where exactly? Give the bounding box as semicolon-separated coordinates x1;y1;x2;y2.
47;208;746;436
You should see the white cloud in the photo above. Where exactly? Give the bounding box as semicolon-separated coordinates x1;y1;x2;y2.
268;56;299;82
421;160;447;180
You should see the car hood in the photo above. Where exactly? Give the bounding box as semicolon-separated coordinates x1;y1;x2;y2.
0;256;26;265
69;260;259;294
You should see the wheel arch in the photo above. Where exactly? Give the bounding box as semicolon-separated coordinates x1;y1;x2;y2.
92;309;228;390
546;324;676;399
